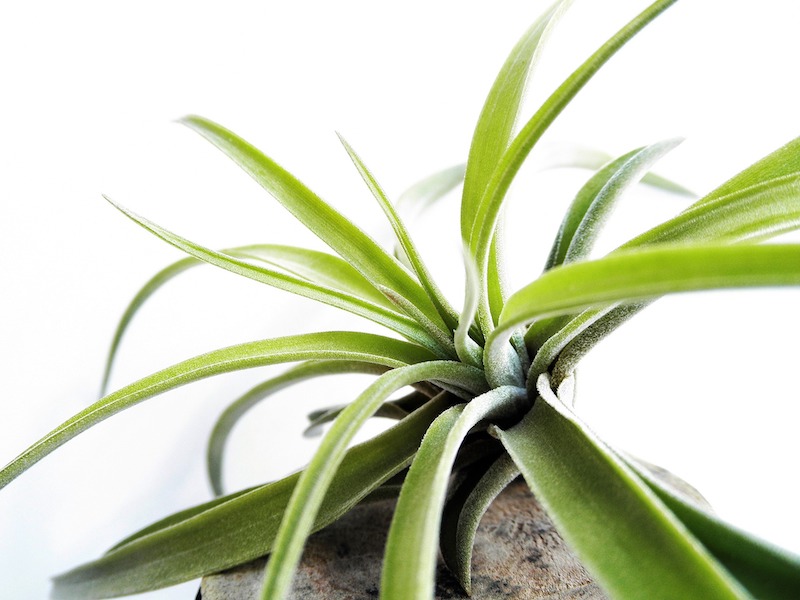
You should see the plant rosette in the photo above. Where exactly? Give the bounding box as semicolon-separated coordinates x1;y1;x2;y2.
3;1;800;599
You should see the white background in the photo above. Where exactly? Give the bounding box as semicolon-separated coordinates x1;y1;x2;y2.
2;1;800;598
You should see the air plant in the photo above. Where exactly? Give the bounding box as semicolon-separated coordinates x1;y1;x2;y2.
3;0;800;598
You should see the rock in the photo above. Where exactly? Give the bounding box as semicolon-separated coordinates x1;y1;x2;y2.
200;479;606;599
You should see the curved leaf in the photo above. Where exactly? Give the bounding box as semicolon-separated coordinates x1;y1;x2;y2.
106;198;443;354
440;454;519;593
99;244;396;396
180;115;441;322
552;138;682;268
207;360;389;496
495;374;748;599
381;386;526;600
488;244;800;386
338;135;459;335
469;0;678;333
461;0;571;242
51;394;452;598
626;457;800;599
0;332;437;491
259;361;488;600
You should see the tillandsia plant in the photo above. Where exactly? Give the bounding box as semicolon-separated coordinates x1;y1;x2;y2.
3;0;800;598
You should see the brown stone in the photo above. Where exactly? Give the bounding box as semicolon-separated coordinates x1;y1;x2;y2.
200;479;608;599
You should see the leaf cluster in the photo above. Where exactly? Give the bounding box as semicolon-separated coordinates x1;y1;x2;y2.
2;1;800;598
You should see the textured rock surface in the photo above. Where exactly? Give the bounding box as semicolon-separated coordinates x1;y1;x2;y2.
200;479;607;599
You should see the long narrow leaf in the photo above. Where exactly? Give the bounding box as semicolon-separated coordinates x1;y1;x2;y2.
0;332;437;490
440;453;519;594
207;360;389;496
381;386;526;600
99;244;396;396
259;361;488;600
460;0;571;242
626;457;800;599
51;394;452;598
338;135;459;335
106;198;443;353
469;0;678;333
488;244;800;386
555;138;682;268
531;138;800;377
180;115;442;323
495;374;748;599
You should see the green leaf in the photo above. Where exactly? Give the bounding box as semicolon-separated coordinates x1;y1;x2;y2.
106;198;443;354
338;134;459;335
51;394;452;598
532;141;693;196
469;0;678;333
98;244;396;396
626;457;800;599
488;244;800;386
302;391;420;438
381;386;526;600
460;0;571;243
549;138;682;269
207;360;389;497
0;332;437;491
696;136;800;208
454;251;484;368
180;115;440;322
440;453;519;593
531;136;800;377
259;361;488;600
495;373;749;600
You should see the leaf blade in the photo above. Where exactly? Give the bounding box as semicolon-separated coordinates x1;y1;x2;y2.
180;115;438;319
495;374;749;600
0;332;437;491
106;198;443;353
207;360;389;496
381;386;526;600
259;362;488;600
51;394;452;598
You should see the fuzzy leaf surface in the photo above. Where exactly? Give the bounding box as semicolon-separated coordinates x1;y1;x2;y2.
207;360;389;496
260;362;488;600
107;199;440;352
381;386;525;600
496;375;748;600
0;332;436;490
180;115;441;322
51;395;451;598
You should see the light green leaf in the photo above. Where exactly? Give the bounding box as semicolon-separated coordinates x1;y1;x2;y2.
106;198;443;354
381;386;526;600
469;0;678;333
302;392;418;439
440;453;519;594
532;141;693;196
495;374;749;600
488;244;800;386
259;361;488;600
338;134;459;335
207;360;389;497
626;457;800;599
454;251;484;368
0;332;437;491
51;394;452;598
99;244;395;396
695;136;800;208
551;138;682;268
460;0;571;242
180;115;440;322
